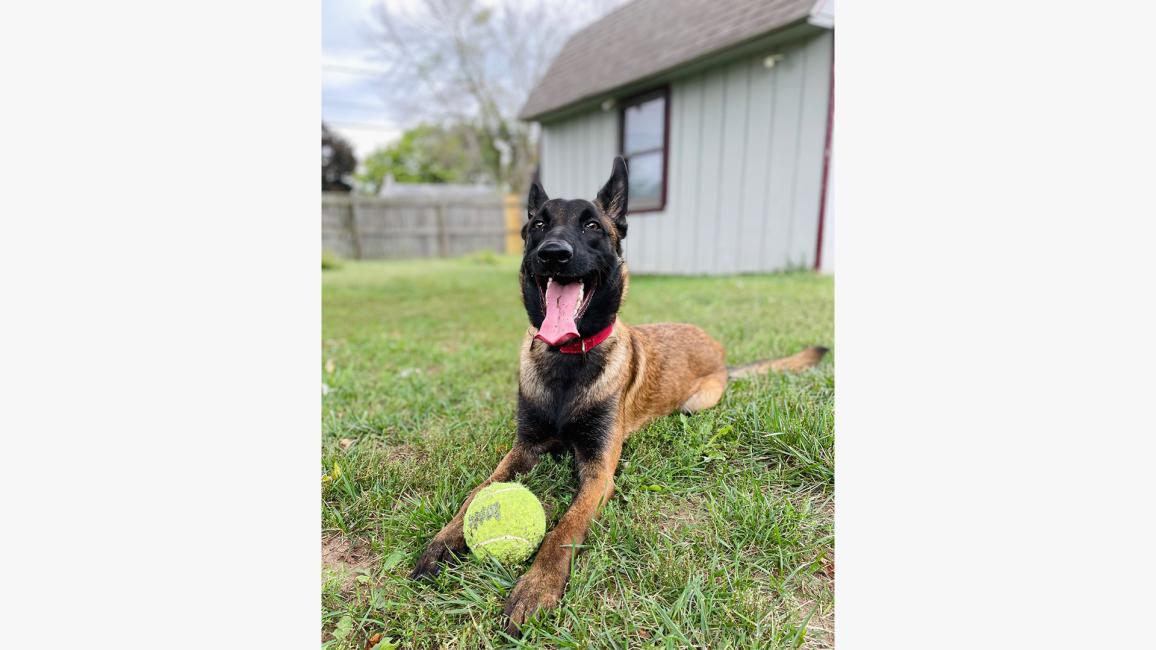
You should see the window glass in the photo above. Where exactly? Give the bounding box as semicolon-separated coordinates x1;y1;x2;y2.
626;151;662;209
621;91;667;211
623;96;665;153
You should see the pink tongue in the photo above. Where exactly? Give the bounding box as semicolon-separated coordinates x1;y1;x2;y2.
535;279;583;346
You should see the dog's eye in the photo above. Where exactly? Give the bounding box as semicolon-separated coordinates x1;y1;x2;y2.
584;221;601;231
531;220;545;230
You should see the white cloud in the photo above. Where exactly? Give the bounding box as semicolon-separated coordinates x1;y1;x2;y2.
330;123;402;161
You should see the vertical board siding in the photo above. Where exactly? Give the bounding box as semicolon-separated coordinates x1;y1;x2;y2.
540;109;616;204
695;69;727;274
681;77;707;272
714;58;752;275
738;55;775;273
655;78;688;274
538;30;832;275
763;38;806;270
789;32;833;268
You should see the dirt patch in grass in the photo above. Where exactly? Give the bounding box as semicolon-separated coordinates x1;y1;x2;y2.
332;439;429;465
655;494;709;534
801;602;834;650
322;534;377;593
384;443;426;465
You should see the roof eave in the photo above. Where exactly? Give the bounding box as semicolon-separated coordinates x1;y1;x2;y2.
519;17;830;123
808;0;835;29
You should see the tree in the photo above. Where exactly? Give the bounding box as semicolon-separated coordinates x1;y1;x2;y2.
369;0;625;195
355;123;498;193
322;123;357;193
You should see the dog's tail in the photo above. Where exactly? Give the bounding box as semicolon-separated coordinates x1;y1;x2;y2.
727;346;829;380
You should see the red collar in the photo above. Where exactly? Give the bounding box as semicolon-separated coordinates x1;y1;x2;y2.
542;318;616;354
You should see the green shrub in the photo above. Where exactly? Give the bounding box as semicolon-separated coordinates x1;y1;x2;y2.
322;250;343;271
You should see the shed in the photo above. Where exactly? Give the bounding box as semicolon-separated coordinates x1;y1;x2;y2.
519;0;835;274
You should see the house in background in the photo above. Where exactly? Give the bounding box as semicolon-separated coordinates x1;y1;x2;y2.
519;0;835;274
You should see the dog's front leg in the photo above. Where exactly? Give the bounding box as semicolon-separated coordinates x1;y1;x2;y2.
409;440;542;580
503;434;623;635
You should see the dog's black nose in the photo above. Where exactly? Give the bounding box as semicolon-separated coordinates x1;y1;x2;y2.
537;240;573;265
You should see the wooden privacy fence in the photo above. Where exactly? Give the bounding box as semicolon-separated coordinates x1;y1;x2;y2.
322;193;525;259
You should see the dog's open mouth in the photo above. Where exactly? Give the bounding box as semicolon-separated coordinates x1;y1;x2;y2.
534;276;597;347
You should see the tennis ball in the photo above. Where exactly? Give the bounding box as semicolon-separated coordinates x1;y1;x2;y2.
463;482;546;564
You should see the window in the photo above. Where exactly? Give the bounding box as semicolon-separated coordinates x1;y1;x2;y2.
619;87;669;212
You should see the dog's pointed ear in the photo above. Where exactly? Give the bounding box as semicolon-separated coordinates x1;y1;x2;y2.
523;182;548;241
527;182;548;217
596;156;629;240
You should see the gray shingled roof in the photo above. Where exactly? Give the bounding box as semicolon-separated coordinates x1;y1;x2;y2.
519;0;817;121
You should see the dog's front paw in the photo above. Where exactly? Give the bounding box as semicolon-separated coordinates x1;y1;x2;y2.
408;537;462;581
502;569;565;636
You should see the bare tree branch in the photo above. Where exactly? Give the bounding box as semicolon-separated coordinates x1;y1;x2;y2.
364;0;626;194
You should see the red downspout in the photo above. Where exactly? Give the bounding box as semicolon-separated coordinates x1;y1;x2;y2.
814;39;835;271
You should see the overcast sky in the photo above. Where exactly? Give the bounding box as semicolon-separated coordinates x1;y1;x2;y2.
322;0;400;160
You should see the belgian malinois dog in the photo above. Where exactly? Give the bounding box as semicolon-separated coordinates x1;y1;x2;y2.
410;157;827;634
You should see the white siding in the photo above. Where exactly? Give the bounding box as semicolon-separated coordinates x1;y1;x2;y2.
538;109;618;206
539;30;833;275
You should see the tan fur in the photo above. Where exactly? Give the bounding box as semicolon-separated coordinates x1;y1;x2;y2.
681;369;729;413
727;345;829;378
520;326;630;413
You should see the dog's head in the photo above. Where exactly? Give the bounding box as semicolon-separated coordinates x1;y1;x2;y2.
520;157;630;347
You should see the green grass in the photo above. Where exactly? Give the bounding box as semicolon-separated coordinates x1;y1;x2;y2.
322;255;834;649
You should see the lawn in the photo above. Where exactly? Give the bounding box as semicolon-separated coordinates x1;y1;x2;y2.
322;254;834;649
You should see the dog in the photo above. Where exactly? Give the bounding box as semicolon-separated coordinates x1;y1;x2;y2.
409;156;828;634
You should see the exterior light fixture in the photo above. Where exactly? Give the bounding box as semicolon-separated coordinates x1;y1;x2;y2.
764;53;785;69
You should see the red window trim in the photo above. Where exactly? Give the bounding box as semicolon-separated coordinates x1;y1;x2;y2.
617;86;671;214
814;39;835;271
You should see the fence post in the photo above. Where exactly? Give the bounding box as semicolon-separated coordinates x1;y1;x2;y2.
504;194;522;254
348;196;364;260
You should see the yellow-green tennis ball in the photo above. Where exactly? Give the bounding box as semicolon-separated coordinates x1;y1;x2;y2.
463;482;546;564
